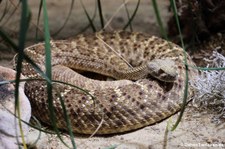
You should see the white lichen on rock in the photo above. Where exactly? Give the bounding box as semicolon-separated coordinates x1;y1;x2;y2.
190;51;225;123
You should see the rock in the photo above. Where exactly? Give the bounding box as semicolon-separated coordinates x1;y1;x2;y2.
0;66;31;149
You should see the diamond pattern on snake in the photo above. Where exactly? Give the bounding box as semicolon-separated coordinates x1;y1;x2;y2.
14;31;198;134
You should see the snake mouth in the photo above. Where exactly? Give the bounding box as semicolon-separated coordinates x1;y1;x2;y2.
158;80;174;92
146;74;174;92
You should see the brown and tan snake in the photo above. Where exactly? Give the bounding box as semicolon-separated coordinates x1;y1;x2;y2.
14;31;198;134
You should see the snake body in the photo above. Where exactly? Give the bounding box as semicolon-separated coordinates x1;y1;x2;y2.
17;31;197;134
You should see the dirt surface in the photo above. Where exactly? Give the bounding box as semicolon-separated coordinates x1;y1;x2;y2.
27;106;224;149
0;1;224;149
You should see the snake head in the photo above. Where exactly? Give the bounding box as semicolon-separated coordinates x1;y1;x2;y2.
147;58;178;82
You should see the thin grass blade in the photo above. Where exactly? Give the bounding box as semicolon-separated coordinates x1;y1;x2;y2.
123;0;140;30
123;0;133;31
80;0;96;32
152;0;168;39
169;0;189;131
42;0;76;147
15;0;31;148
97;0;104;30
52;0;75;36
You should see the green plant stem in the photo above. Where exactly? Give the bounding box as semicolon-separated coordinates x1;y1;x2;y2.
97;0;104;29
169;0;188;131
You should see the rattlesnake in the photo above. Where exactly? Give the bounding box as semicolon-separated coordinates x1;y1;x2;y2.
14;31;197;134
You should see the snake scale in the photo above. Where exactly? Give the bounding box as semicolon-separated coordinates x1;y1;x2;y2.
15;31;197;134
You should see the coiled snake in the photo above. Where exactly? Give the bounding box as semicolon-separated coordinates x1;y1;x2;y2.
15;31;197;134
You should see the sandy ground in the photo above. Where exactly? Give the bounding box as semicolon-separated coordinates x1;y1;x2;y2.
0;0;225;149
28;106;225;149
